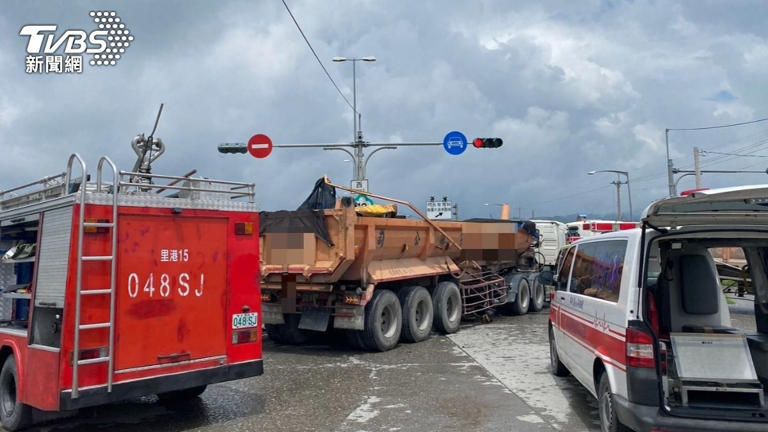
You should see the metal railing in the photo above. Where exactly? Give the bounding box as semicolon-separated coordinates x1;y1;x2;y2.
0;155;256;213
118;171;255;202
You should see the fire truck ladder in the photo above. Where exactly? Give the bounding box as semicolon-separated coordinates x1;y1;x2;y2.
69;155;119;399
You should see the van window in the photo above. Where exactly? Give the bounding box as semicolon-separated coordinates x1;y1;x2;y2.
570;240;627;302
556;247;575;291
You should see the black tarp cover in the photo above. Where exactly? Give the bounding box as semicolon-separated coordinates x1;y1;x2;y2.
297;178;336;211
259;178;337;247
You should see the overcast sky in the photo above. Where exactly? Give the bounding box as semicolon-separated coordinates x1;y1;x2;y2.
3;1;768;219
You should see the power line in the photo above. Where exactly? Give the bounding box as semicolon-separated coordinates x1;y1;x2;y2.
281;0;355;112
668;116;768;132
702;150;768;158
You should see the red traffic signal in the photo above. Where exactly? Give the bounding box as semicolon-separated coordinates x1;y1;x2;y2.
473;138;503;148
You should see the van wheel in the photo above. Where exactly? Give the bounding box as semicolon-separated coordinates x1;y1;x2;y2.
598;372;630;432
362;290;402;352
433;281;462;334
399;286;433;343
0;355;31;431
511;279;530;315
549;326;568;376
530;279;545;312
158;385;207;402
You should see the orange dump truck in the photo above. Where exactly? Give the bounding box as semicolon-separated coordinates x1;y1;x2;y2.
259;179;547;351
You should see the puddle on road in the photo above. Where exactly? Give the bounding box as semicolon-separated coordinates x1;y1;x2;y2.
449;313;601;432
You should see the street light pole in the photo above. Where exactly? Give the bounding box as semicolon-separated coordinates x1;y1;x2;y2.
332;56;379;190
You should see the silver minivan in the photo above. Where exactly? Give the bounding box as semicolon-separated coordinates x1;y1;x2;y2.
549;186;768;432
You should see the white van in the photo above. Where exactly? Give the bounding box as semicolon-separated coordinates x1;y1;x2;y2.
547;186;768;432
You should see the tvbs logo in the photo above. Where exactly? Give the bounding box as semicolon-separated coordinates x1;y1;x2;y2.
19;11;133;74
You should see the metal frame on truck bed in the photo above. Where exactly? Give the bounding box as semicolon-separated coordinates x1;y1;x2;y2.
0;152;262;430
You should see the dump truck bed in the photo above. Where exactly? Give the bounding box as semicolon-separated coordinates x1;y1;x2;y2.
260;204;535;287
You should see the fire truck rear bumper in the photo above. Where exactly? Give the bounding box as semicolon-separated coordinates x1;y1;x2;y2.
59;359;264;411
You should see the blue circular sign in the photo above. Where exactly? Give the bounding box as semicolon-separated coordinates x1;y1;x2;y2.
443;131;467;156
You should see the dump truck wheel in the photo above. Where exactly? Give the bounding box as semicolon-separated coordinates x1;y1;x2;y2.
346;330;369;350
530;278;545;312
158;385;207;402
0;355;31;432
265;324;288;344
282;314;312;345
511;279;530;315
399;286;434;343
433;281;461;334
363;290;402;351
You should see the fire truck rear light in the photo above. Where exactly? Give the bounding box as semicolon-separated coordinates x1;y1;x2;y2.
84;218;111;233
73;347;108;365
583;223;590;230
233;329;259;344
235;222;254;235
627;327;655;368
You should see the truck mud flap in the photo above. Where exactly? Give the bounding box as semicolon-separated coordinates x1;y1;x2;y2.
333;305;364;330
299;308;331;332
262;303;285;324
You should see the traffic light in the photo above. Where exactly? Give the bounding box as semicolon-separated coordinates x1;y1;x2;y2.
473;138;503;148
218;143;248;154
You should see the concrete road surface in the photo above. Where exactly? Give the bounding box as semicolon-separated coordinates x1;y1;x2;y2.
26;311;603;432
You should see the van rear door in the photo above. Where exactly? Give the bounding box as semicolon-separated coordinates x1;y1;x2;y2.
115;212;229;372
644;185;768;227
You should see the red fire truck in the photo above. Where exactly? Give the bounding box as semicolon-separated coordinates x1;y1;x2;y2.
0;145;262;429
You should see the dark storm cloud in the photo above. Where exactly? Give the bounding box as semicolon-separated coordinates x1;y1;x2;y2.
2;1;768;219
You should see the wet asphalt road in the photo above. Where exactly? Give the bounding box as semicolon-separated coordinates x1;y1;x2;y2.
25;309;606;432
19;300;758;431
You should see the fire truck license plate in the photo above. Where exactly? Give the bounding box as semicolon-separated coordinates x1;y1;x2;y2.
232;313;259;329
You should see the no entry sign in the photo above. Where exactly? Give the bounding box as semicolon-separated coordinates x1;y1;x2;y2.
248;134;273;159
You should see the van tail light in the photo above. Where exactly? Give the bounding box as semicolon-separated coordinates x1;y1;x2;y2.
626;327;655;368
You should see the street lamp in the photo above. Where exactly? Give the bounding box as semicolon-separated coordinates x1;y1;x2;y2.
331;56;381;191
588;170;633;221
332;56;376;142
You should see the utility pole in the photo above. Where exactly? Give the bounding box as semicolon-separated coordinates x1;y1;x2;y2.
693;146;703;189
666;129;676;197
611;180;622;221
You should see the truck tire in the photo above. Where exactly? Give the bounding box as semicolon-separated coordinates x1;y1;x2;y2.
346;330;369;350
433;281;461;334
282;314;312;345
0;355;31;431
265;324;288;344
530;278;545;312
362;289;402;352
511;278;530;315
398;286;433;343
158;385;207;402
266;315;311;345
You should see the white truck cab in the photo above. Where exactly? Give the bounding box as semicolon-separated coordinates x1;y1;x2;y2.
548;185;768;432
